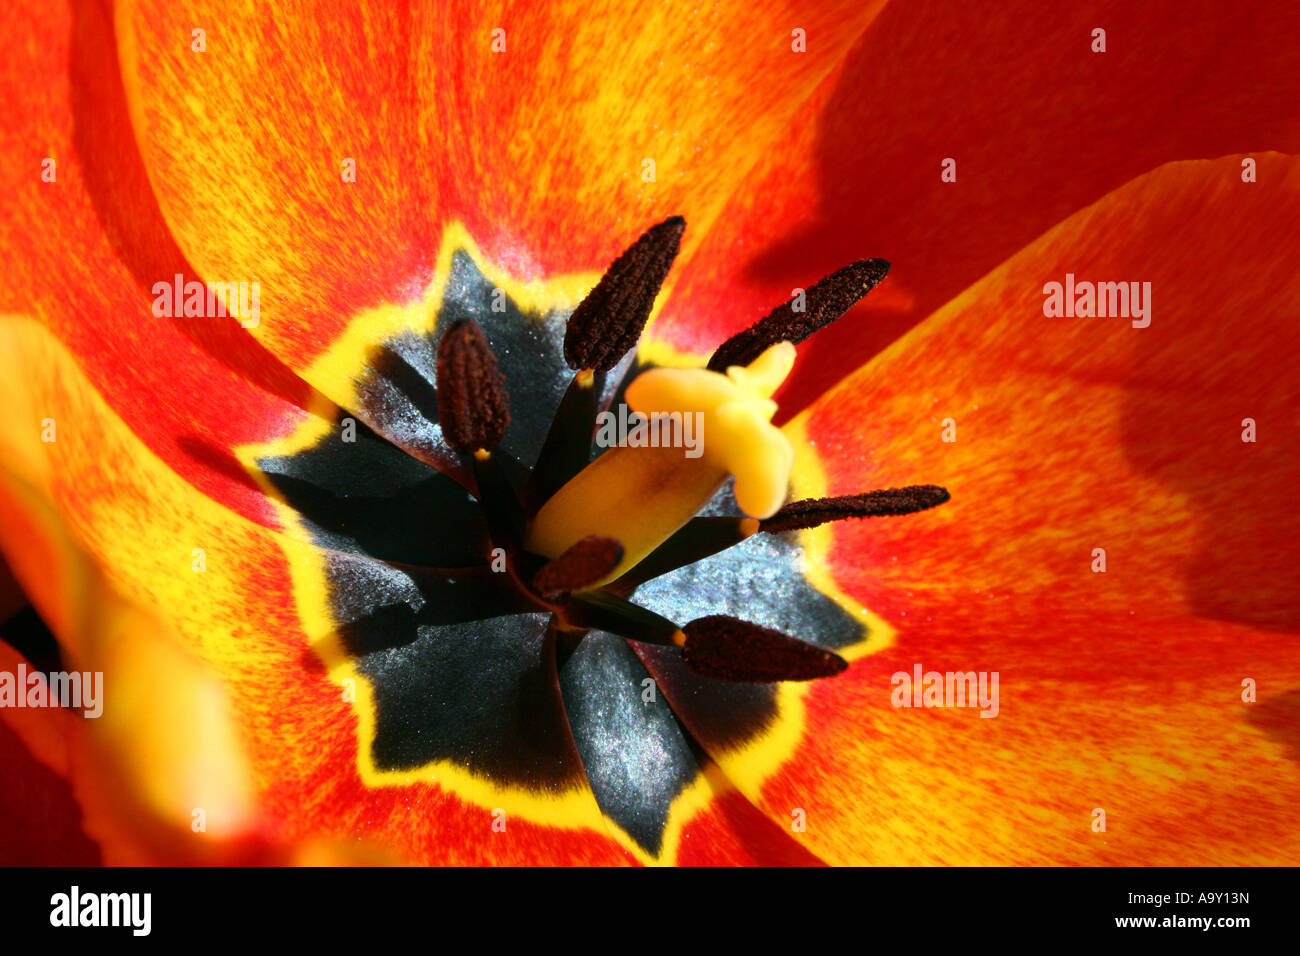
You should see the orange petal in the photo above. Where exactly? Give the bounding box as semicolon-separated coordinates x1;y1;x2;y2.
0;467;261;864
689;154;1300;863
0;0;316;528
114;0;887;403
651;1;1300;408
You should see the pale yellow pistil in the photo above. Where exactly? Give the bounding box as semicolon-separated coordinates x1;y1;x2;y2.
526;341;797;584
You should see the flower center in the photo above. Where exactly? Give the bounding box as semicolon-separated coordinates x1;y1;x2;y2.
528;340;796;582
251;217;954;857
424;215;951;683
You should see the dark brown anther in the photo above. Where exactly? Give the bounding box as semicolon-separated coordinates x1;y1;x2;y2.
707;258;890;372
761;485;950;534
436;320;510;453
563;216;686;371
681;615;848;683
533;536;624;599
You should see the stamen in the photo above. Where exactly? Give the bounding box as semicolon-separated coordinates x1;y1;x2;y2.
681;615;847;682
533;536;624;599
563;216;686;371
562;592;684;646
707;259;891;372
470;451;526;551
528;369;605;507
761;485;951;533
436;320;510;454
611;516;759;591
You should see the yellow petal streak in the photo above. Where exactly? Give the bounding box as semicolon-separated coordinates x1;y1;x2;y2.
527;343;796;580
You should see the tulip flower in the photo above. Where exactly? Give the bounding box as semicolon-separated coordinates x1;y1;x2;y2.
1;0;1297;866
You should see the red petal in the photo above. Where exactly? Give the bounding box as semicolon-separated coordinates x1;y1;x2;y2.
724;154;1300;862
0;0;315;527
651;1;1300;407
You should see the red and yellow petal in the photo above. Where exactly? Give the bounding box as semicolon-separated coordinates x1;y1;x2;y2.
0;317;641;865
0;0;315;529
0;464;262;864
651;1;1300;409
709;154;1300;863
114;0;888;403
